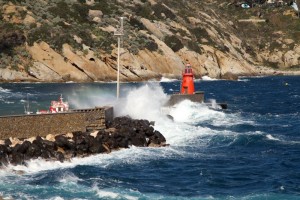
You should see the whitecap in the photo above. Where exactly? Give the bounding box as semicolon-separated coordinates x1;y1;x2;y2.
160;77;178;82
49;197;64;200
58;172;83;184
200;76;218;81
238;78;249;82
0;87;11;93
266;134;280;141
92;184;143;200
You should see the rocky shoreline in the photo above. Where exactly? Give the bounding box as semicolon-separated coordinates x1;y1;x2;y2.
0;117;167;166
1;68;300;83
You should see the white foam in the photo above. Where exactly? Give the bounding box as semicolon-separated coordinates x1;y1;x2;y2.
238;79;249;82
0;87;11;93
266;134;280;141
201;76;218;81
49;197;64;200
114;83;169;121
58;172;82;184
92;185;141;200
160;77;178;82
94;189;119;199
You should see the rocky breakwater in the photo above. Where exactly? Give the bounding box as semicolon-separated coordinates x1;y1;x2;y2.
0;117;167;166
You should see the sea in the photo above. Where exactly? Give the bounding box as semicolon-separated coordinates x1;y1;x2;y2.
0;76;299;200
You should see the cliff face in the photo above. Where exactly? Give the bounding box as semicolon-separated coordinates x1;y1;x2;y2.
0;0;299;82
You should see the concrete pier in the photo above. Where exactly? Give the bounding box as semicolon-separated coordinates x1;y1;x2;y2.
0;106;113;140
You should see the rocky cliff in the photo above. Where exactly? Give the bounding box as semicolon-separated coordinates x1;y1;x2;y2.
0;0;299;82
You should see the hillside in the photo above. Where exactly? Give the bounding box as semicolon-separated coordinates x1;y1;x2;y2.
0;0;299;82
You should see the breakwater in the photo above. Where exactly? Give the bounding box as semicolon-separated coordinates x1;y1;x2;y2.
0;116;167;166
0;107;113;140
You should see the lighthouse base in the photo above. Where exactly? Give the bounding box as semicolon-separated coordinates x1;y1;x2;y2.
166;91;227;109
166;92;205;106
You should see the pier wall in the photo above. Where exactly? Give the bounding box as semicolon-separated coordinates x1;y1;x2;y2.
0;107;113;139
166;92;204;106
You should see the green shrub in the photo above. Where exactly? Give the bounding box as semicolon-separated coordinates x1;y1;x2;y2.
10;0;26;3
71;3;89;23
92;0;119;15
187;40;202;53
152;3;176;19
164;35;184;52
19;10;27;19
129;17;145;30
27;24;51;46
133;3;155;20
269;41;282;51
48;1;69;19
0;25;26;54
145;40;158;51
190;28;209;40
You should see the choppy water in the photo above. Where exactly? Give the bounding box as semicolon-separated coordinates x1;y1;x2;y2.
0;76;299;200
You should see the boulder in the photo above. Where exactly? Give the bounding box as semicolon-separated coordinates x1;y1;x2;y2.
14;141;31;154
88;10;103;19
23;14;36;25
10;152;24;165
55;135;74;150
148;130;166;146
25;142;41;159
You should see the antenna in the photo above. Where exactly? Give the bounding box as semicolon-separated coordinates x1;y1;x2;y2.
114;17;125;99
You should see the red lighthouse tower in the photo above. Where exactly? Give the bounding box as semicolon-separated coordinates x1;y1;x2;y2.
166;63;227;109
180;63;195;94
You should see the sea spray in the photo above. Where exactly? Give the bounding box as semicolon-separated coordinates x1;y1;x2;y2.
114;83;169;121
67;83;171;121
67;86;117;109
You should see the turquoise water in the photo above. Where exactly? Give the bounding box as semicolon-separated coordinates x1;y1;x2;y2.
0;76;299;199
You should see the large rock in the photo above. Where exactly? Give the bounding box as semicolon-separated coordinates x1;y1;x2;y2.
28;62;63;82
88;9;103;22
27;42;91;82
62;44;116;81
23;14;36;25
140;18;164;39
0;68;37;82
283;50;300;68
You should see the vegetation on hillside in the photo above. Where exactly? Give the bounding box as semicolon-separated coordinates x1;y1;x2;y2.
0;0;299;71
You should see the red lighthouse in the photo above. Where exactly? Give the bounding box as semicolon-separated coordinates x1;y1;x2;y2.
166;63;227;109
180;63;195;94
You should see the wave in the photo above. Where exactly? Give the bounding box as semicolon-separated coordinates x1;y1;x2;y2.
266;134;280;141
3;101;14;104
200;76;218;81
160;77;178;82
0;87;11;93
238;78;249;82
58;172;83;184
